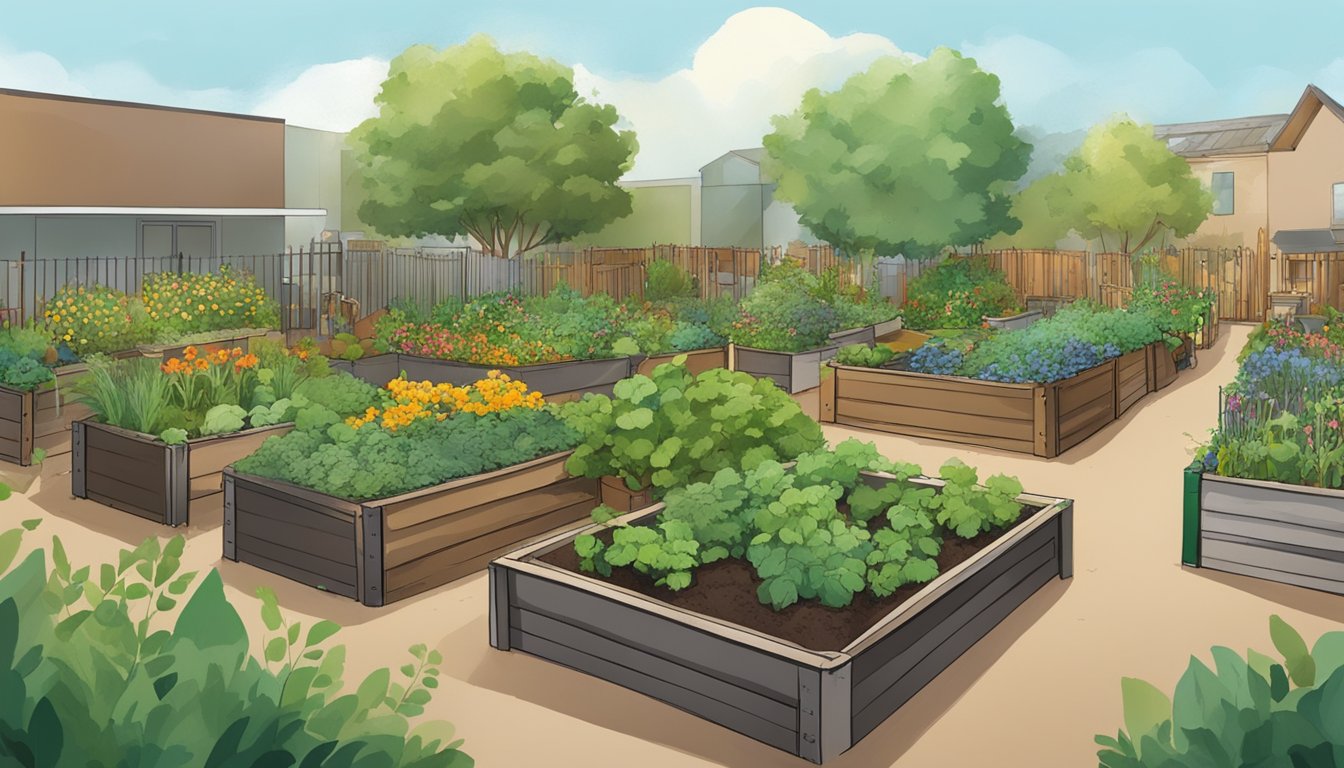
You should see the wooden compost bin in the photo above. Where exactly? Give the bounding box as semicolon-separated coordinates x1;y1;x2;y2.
488;473;1074;763
222;452;599;606
633;347;728;377
821;345;1156;458
72;420;293;526
730;323;885;394
0;364;92;466
333;353;635;402
1183;473;1344;595
137;328;282;361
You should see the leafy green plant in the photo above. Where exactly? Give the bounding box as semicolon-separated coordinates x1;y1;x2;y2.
201;403;247;436
835;343;895;368
561;361;824;496
1097;615;1344;768
644;259;696;302
73;357;173;435
900;257;1020;330
576;439;1028;612
0;523;473;766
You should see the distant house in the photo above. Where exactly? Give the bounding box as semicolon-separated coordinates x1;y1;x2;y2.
0;88;350;263
1156;85;1344;290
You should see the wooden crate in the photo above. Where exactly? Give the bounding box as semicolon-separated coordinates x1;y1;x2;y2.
223;452;599;606
489;472;1073;763
72;420;293;526
822;345;1160;458
1188;473;1344;595
633;347;727;377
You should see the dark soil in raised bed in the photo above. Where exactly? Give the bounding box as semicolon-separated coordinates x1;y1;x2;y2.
539;506;1039;652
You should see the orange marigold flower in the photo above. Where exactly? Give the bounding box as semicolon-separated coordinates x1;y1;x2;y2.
183;345;198;361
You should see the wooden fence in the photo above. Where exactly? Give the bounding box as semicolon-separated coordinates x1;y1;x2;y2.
1279;251;1344;314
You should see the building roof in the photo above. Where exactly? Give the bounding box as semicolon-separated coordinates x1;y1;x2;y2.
1153;114;1289;157
1269;84;1344;151
0;87;284;124
1271;228;1344;254
698;147;766;172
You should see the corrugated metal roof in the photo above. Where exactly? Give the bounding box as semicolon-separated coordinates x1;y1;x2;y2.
1153;114;1288;157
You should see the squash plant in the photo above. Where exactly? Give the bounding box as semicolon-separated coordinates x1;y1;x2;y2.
575;439;1029;611
560;360;825;496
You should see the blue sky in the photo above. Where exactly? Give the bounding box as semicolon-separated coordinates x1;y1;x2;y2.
3;2;1342;177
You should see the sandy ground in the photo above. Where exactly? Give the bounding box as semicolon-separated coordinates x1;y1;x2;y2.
7;321;1344;768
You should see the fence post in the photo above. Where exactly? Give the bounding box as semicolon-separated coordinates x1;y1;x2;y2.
17;250;25;324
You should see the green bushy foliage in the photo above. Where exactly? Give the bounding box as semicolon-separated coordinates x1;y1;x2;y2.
834;343;895;368
730;260;896;352
0;522;472;766
235;408;578;501
1097;615;1344;768
576;439;1028;611
644;260;696;302
900;257;1020;330
560;361;824;496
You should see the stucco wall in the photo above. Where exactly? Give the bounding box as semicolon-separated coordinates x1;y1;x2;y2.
1180;154;1269;249
1269;109;1344;234
285;126;346;246
574;182;698;247
702;185;765;248
0;90;284;208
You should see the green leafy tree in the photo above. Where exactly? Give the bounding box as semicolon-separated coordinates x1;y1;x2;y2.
1012;117;1212;254
763;47;1031;261
351;35;638;257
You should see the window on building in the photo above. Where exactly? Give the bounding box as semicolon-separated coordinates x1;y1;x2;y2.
1211;172;1234;215
1334;182;1344;225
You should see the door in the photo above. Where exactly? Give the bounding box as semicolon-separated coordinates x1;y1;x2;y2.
139;222;216;260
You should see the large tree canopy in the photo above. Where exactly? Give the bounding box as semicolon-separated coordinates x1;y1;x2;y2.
1011;118;1212;254
350;36;639;257
763;48;1031;260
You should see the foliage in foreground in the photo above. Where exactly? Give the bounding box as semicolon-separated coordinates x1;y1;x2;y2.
561;360;824;498
576;439;1026;610
1097;615;1344;768
0;522;472;767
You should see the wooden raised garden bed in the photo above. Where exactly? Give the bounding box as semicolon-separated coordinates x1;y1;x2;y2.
72;420;293;526
222;452;599;606
1182;471;1344;595
0;364;92;466
821;344;1157;458
332;353;635;403
983;309;1043;331
1148;340;1180;391
137;328;282;360
633;347;727;377
488;472;1074;763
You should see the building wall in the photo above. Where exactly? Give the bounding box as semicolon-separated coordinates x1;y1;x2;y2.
0;215;35;259
700;154;762;187
221;217;285;255
1179;154;1269;249
284;126;346;246
1269;109;1344;234
702;185;765;248
762;191;822;248
574;180;698;247
0;90;284;208
34;216;137;259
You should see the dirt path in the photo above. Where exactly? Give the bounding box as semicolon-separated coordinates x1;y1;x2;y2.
8;322;1344;767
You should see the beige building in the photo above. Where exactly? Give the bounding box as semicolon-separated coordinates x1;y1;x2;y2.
1156;85;1344;302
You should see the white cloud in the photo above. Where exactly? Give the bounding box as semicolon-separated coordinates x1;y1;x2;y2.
252;58;388;131
574;7;916;179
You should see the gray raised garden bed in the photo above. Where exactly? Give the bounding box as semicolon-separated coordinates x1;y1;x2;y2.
489;472;1073;763
332;353;635;403
633;347;727;377
223;451;598;606
72;419;293;526
1183;472;1344;595
730;321;902;394
983;309;1043;331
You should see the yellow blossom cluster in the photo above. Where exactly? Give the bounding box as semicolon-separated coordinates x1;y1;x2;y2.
142;267;272;334
346;370;544;431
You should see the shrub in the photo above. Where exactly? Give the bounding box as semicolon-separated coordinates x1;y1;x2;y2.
141;266;279;336
730;279;839;352
834;343;895;368
959;303;1161;383
0;522;473;766
1126;278;1215;338
561;361;824;496
44;284;149;356
576;440;1026;609
644;259;696;301
1097;615;1344;768
900;257;1020;330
